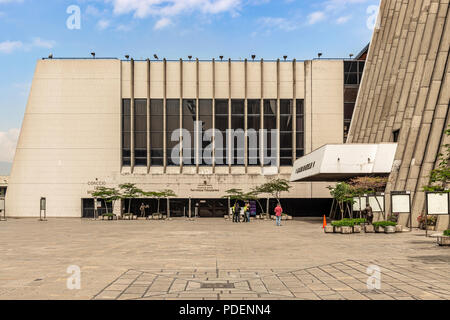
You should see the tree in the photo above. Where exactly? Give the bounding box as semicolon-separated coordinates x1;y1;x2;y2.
223;189;265;214
255;179;292;206
327;182;355;220
143;189;177;214
88;187;121;217
119;183;144;216
424;126;450;193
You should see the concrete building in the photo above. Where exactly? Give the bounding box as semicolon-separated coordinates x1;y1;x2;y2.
348;0;449;228
0;176;7;198
6;57;357;218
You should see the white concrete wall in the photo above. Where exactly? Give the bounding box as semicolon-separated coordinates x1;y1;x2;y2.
6;59;344;217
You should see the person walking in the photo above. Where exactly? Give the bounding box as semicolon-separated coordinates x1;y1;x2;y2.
139;203;147;218
275;203;283;226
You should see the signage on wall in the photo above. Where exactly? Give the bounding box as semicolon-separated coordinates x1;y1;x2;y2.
191;182;219;193
87;180;107;186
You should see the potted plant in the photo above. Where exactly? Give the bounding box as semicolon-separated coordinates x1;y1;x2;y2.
331;220;343;233
437;230;450;246
373;221;396;233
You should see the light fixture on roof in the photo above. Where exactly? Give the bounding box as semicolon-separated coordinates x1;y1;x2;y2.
48;53;53;59
318;53;322;59
283;55;288;61
219;56;224;61
125;55;130;60
188;55;192;60
154;54;159;60
91;52;96;59
251;55;256;61
349;53;354;59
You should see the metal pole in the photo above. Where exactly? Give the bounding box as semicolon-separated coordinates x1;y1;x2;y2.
189;198;192;220
167;198;170;219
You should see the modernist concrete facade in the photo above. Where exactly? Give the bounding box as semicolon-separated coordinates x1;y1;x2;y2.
348;0;449;228
6;58;348;218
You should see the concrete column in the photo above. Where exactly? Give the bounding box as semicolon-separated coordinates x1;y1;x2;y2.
260;59;264;170
276;58;280;172
244;58;248;172
292;59;297;164
212;58;216;173
180;59;184;172
130;58;135;172
196;58;200;172
228;58;232;172
147;59;151;173
163;58;167;173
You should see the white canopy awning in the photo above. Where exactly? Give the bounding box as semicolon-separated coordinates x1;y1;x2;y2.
290;143;398;182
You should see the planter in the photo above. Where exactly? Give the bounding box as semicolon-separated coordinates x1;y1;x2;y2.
324;225;334;233
353;225;362;233
334;226;342;233
385;226;396;234
437;236;450;246
395;225;403;232
365;225;375;233
375;226;385;233
341;226;353;234
287;215;293;220
427;225;436;231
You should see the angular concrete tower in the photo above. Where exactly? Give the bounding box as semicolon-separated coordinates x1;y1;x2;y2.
348;0;449;227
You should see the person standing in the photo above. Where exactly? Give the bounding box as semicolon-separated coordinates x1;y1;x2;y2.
233;202;240;223
275;203;283;226
244;202;250;223
139;203;146;218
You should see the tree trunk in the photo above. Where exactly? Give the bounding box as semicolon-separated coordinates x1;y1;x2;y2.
128;198;132;215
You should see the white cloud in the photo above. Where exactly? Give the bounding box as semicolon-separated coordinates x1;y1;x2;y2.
336;15;351;24
105;0;242;29
97;19;111;30
0;38;55;54
307;11;325;25
0;40;22;53
0;128;19;162
154;17;172;30
258;17;299;31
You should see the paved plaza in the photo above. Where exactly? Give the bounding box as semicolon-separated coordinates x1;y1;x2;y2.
0;218;449;300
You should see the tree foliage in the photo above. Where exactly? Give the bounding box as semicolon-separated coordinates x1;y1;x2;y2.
424;126;450;193
88;186;121;215
254;179;291;205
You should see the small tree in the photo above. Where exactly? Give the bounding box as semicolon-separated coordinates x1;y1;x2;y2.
119;183;144;216
327;182;355;220
224;189;265;214
424;126;450;193
144;189;177;214
255;179;292;206
88;187;121;217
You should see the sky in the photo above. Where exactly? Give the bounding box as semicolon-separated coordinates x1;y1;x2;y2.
0;0;380;174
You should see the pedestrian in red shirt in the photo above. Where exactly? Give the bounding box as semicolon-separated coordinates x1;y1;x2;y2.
275;204;283;226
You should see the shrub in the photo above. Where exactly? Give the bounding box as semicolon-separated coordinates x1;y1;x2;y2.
331;218;365;227
373;221;397;228
444;230;450;236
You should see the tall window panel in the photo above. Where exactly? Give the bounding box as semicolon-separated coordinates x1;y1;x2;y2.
247;100;260;166
263;100;277;166
122;99;131;166
199;100;213;166
231;100;245;165
150;99;164;166
134;99;147;166
215;99;228;166
280;100;293;166
166;99;181;166
182;99;196;166
296;100;305;158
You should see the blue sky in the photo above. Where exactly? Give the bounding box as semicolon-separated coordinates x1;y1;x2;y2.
0;0;379;169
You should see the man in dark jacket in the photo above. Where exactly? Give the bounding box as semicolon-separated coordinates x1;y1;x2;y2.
233;202;240;223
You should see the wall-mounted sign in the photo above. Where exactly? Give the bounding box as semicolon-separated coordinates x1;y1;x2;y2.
368;195;385;212
426;193;449;215
0;198;4;211
391;193;411;214
88;180;107;186
352;197;367;211
190;183;219;193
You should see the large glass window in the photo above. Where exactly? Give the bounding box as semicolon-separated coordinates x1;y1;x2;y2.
150;99;164;166
247;100;260;166
296;100;304;158
215;99;228;166
182;99;196;166
231;100;245;165
280;100;293;166
263;100;277;166
199;100;213;166
166;99;181;166
134;99;147;166
122;99;131;166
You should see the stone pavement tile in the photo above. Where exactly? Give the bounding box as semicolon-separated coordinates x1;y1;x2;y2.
338;292;370;300
103;284;129;291
117;293;142;300
292;293;321;300
124;286;148;295
93;290;122;300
